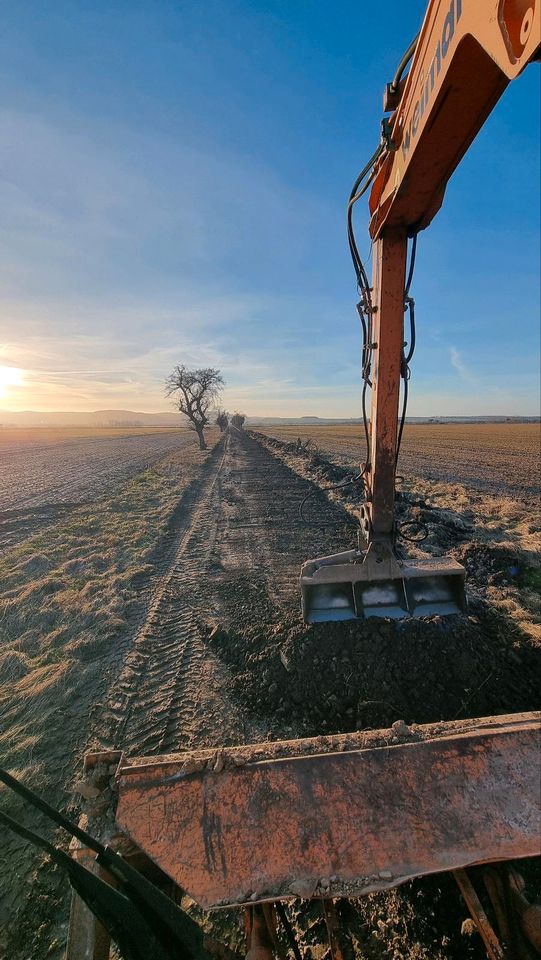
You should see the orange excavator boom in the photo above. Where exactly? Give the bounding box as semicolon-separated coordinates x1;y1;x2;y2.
370;0;540;237
301;0;540;622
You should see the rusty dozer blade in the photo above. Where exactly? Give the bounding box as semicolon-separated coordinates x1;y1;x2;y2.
300;542;466;622
114;713;541;910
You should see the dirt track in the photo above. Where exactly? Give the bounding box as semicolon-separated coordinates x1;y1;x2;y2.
86;427;539;960
94;427;349;757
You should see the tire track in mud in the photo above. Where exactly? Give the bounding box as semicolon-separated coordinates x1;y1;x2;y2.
212;429;351;617
96;428;351;757
99;435;233;754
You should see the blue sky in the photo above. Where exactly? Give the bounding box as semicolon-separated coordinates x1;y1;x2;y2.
1;0;539;416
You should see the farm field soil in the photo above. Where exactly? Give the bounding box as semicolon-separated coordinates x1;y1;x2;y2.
0;425;180;444
0;425;190;549
0;430;219;956
255;422;541;502
1;427;540;960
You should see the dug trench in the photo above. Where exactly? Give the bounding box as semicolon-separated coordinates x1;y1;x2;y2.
7;427;541;959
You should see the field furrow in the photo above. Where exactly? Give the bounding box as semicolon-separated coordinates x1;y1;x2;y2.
254;422;541;501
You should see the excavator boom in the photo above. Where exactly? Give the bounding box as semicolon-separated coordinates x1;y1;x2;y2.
370;0;541;237
301;0;540;622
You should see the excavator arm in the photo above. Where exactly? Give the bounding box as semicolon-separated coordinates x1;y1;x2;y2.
370;0;540;237
301;0;540;622
367;0;539;555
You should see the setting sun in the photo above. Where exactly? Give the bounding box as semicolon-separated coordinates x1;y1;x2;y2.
0;365;24;398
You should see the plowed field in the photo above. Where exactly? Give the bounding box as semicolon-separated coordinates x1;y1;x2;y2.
0;427;186;548
1;426;539;960
255;422;540;501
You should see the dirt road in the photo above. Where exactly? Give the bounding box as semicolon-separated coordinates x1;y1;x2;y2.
95;427;350;757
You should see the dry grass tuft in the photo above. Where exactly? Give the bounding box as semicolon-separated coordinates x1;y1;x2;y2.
0;650;30;682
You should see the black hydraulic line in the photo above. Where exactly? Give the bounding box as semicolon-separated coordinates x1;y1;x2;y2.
395;363;409;467
405;232;417;297
348;146;394;488
396;235;417;464
356;302;372;383
0;767;210;960
361;379;371;466
347;144;384;297
357;301;368;360
348;212;372;296
275;902;303;960
346;108;420;512
389;31;420;93
299;474;363;525
396;519;429;543
404;296;416;365
348;143;385;209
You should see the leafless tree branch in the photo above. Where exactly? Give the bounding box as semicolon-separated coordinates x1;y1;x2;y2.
165;365;224;449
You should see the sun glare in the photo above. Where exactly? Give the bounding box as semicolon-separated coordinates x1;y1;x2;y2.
0;365;24;398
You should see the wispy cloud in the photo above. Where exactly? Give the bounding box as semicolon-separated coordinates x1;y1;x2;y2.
0;106;349;414
449;346;479;386
0;84;537;417
0;310;363;414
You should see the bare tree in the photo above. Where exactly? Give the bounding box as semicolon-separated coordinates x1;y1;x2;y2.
165;365;224;449
231;411;246;429
215;409;229;432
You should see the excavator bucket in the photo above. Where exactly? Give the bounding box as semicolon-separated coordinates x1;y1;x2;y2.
300;545;466;622
114;713;541;909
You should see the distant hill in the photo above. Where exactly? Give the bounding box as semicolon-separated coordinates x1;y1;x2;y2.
246;416;359;425
0;409;538;428
0;409;180;427
246;415;540;425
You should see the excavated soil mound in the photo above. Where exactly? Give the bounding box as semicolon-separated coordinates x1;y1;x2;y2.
209;603;540;740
